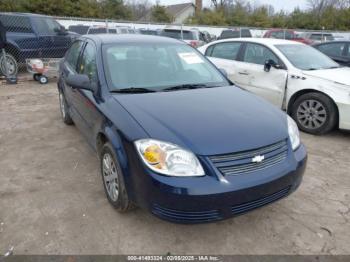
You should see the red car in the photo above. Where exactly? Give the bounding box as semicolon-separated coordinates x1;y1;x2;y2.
263;29;312;45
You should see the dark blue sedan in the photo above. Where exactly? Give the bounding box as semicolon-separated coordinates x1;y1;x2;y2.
58;34;307;223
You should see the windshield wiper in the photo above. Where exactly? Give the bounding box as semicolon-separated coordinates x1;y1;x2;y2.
162;84;220;92
111;87;156;94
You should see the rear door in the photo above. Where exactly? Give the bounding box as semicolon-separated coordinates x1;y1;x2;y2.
237;43;288;108
205;41;243;83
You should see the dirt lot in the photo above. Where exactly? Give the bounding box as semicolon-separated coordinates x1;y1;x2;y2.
0;80;349;255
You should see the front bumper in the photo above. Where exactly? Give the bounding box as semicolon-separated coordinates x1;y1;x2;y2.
337;102;350;130
125;143;307;223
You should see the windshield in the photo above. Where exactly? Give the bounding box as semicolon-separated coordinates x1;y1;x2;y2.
161;30;196;40
103;43;229;92
276;44;339;70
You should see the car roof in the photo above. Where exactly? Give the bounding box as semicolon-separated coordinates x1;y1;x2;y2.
0;12;49;17
313;40;350;46
82;34;185;45
209;38;304;46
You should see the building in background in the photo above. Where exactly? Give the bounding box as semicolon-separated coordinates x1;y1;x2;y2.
140;1;202;24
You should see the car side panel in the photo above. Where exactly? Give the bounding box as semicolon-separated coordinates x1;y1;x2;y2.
286;71;350;130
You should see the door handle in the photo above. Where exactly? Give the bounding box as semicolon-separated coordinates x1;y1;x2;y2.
238;71;249;75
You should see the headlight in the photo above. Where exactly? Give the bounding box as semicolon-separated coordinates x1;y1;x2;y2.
287;116;300;150
134;139;205;177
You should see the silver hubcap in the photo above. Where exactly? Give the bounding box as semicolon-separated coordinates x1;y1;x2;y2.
297;99;327;129
0;56;16;76
59;93;66;119
102;153;119;201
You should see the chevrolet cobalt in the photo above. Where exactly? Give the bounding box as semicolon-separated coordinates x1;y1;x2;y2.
58;35;307;223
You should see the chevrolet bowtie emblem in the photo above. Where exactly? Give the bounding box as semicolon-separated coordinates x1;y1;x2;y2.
252;155;265;163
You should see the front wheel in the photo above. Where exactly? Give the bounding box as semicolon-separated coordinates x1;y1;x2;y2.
58;90;73;125
100;142;134;212
291;92;337;135
0;53;18;77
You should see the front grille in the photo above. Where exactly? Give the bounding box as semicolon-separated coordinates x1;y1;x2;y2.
152;204;221;223
231;186;291;215
209;140;288;176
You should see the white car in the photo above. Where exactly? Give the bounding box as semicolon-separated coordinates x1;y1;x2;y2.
199;38;350;135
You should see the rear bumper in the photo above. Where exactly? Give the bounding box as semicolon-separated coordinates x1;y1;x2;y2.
337;102;350;130
126;142;307;223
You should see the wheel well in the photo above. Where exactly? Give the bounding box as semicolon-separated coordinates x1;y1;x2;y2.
287;89;339;126
4;44;20;61
96;132;108;155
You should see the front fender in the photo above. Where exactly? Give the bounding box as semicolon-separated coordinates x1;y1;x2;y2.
286;73;350;106
101;125;137;202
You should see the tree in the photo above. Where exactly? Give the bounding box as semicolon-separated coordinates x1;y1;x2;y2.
128;0;151;20
151;4;172;23
100;0;132;20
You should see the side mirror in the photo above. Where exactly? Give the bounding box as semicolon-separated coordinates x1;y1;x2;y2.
66;74;93;91
219;68;228;77
264;59;280;72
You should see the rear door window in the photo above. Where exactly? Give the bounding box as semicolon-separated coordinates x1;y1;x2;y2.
0;15;33;33
207;42;241;60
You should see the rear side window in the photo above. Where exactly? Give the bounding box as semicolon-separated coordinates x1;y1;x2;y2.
161;30;195;40
220;30;239;39
0;15;33;33
68;25;89;35
207;42;241;60
317;43;346;57
88;28;107;34
65;41;84;70
243;43;279;65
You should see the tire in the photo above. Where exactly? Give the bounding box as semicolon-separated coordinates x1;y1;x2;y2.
0;53;18;77
33;73;41;81
100;142;134;212
291;92;337;135
58;90;73;125
39;75;48;84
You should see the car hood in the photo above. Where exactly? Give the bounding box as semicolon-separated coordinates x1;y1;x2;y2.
302;67;350;86
114;86;288;156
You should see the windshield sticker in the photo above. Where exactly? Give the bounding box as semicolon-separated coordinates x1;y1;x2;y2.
178;52;204;64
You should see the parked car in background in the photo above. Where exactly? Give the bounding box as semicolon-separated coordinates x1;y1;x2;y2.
160;28;205;48
58;34;306;223
139;29;159;35
87;26;117;34
300;32;334;44
68;24;90;35
0;12;76;63
313;41;350;66
218;28;252;40
199;38;350;135
263;29;312;44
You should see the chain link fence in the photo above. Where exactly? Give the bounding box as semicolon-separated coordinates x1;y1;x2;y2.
1;12;350;79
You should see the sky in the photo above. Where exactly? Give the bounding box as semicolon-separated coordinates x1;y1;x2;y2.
152;0;308;12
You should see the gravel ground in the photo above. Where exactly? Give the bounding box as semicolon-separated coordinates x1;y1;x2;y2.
0;80;349;255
